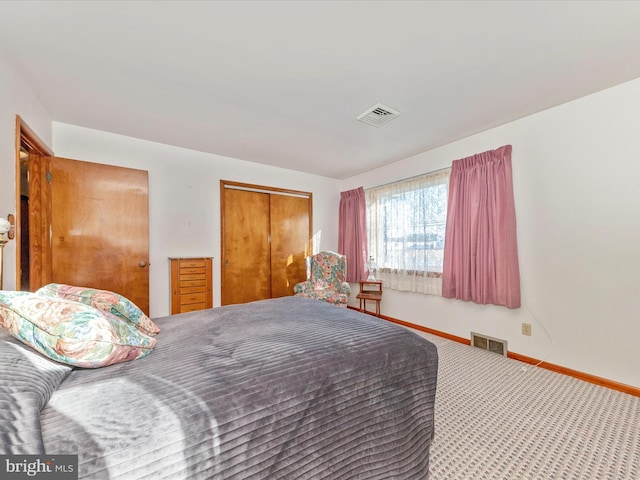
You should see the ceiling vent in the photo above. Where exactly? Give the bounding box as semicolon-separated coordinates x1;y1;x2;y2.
357;103;400;127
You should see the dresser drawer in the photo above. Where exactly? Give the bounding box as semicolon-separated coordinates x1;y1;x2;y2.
180;292;206;305
179;303;206;313
178;285;206;295
179;266;206;275
179;260;205;269
179;279;205;288
179;273;206;283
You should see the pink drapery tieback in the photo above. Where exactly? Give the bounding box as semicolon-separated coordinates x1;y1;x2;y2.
338;187;368;283
442;145;521;308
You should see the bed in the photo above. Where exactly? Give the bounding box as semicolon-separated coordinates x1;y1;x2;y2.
1;295;438;479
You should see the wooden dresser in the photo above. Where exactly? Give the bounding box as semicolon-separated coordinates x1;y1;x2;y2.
169;257;213;314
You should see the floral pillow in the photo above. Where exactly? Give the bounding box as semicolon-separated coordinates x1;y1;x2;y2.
35;283;160;336
0;291;156;368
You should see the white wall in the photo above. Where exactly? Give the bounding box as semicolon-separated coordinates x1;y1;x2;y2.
0;46;52;289
52;123;341;318
3;37;638;387
341;78;640;388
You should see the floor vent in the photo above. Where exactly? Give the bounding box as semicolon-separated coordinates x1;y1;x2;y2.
471;332;508;357
357;103;400;127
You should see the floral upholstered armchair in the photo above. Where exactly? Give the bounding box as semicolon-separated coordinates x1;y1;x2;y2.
293;251;351;307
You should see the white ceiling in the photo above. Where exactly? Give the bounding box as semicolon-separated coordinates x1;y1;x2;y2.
2;1;640;179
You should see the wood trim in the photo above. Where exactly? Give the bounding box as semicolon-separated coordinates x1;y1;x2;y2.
27;154;52;290
349;307;640;398
15;115;54;290
506;351;640;397
221;180;312;199
16;116;54;157
204;257;213;309
380;314;471;345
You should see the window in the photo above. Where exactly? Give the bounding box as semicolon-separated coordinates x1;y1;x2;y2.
366;168;450;295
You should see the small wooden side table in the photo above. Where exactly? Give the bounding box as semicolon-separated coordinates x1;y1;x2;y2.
357;281;383;316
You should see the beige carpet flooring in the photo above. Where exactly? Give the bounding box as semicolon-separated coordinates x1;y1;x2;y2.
412;331;640;480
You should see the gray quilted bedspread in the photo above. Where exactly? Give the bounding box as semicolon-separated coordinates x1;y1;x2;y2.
3;296;438;479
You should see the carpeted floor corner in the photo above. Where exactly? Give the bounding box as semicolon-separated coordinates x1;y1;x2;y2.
412;331;640;480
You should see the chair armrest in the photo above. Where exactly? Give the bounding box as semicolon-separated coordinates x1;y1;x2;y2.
294;281;313;294
340;282;351;295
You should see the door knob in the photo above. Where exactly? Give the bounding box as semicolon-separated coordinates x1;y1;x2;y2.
139;261;147;267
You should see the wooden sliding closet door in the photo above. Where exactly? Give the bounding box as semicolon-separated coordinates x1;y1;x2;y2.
270;194;310;298
221;181;311;306
221;188;271;305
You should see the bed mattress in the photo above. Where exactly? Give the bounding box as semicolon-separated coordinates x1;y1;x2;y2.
2;296;438;479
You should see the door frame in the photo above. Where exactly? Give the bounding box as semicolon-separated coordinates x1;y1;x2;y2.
15;115;54;290
14;116;150;315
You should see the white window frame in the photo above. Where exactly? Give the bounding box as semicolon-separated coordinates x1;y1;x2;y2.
365;168;450;295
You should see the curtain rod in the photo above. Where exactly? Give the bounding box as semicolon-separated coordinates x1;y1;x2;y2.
366;165;451;190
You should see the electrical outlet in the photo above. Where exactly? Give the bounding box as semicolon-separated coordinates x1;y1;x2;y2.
521;323;532;336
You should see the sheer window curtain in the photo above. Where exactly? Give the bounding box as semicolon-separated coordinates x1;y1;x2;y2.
366;169;450;295
338;187;368;282
442;145;521;308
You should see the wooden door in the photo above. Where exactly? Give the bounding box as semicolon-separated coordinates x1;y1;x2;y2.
221;188;271;305
270;194;310;297
221;181;312;306
50;157;150;314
